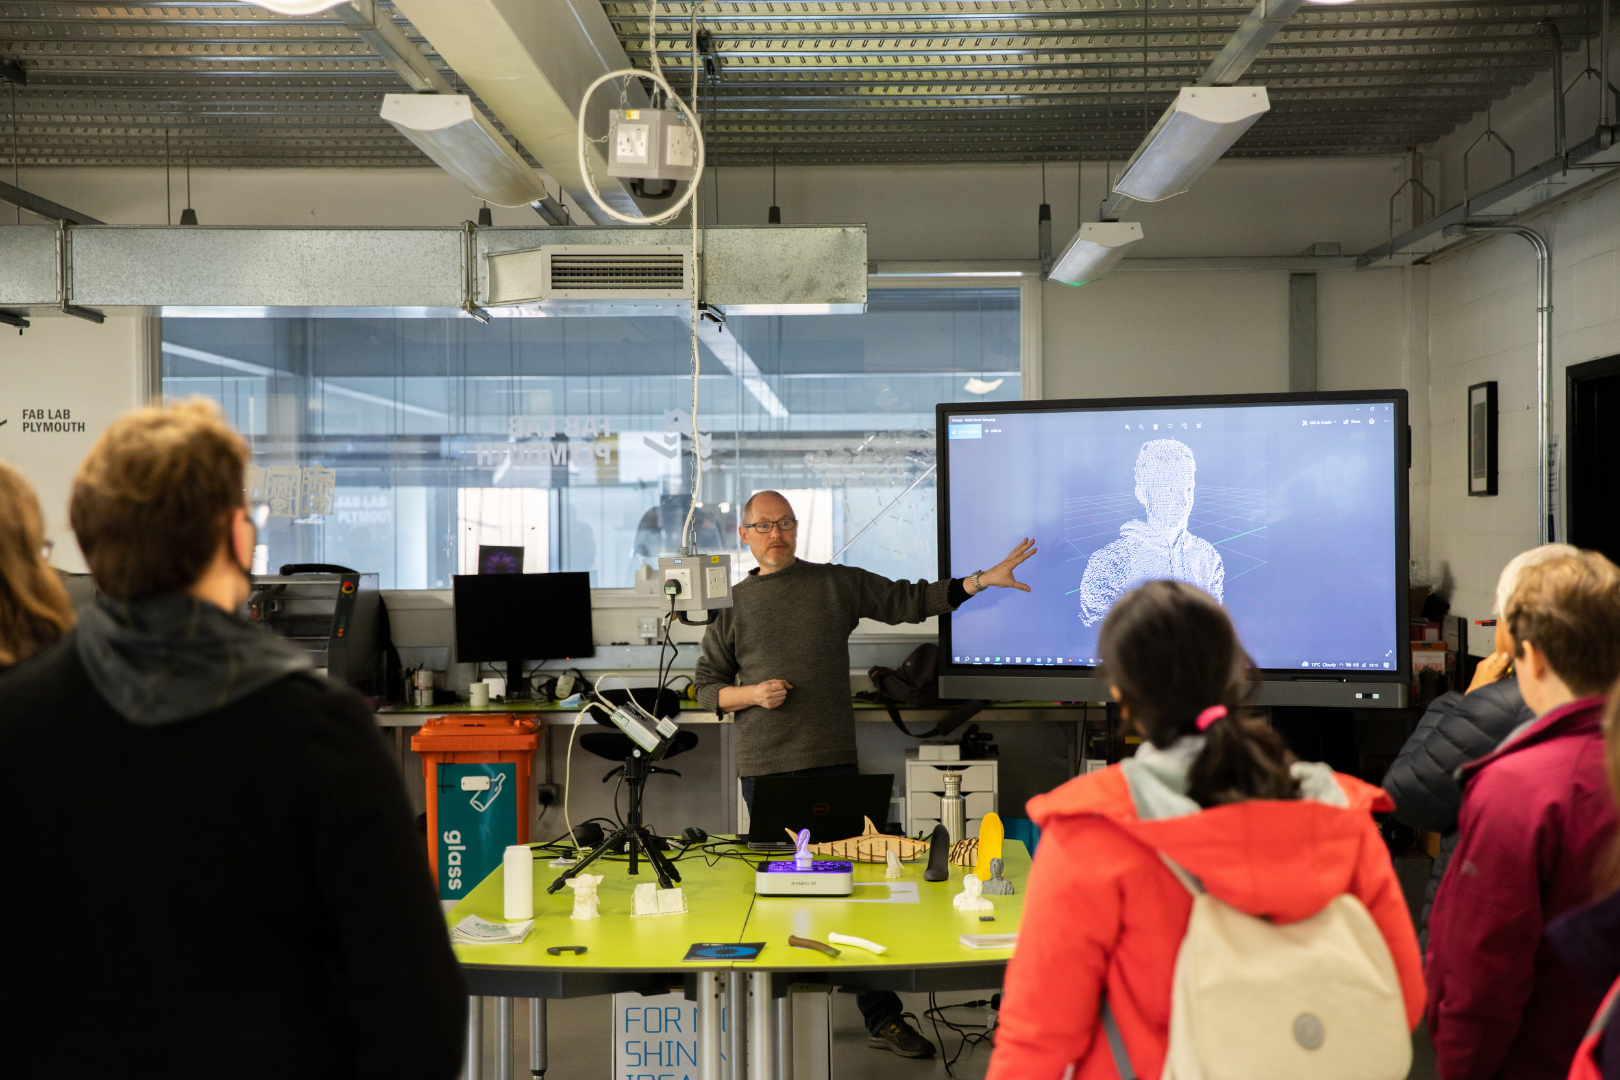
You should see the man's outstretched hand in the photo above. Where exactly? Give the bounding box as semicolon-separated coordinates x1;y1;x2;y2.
971;538;1037;594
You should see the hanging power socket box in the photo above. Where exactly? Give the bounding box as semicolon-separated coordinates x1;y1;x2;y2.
658;553;733;613
607;107;699;183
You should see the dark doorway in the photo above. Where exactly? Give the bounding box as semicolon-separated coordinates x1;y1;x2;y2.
1567;355;1620;564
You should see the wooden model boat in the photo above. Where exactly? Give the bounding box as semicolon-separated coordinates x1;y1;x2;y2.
786;817;930;862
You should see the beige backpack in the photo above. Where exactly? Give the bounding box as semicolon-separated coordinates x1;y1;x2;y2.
1102;857;1410;1080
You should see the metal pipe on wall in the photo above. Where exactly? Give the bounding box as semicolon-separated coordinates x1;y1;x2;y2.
1456;225;1554;542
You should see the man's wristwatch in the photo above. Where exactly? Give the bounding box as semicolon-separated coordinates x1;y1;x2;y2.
971;570;985;592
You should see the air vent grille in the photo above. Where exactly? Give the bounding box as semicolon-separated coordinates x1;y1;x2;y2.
548;253;686;292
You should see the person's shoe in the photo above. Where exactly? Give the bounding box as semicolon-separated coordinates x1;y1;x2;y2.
867;1015;936;1058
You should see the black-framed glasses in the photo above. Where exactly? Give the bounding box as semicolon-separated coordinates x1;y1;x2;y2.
741;518;798;535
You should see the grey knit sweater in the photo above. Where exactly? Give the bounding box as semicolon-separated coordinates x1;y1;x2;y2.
693;559;960;776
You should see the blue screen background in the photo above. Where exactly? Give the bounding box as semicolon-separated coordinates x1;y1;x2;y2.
944;400;1400;672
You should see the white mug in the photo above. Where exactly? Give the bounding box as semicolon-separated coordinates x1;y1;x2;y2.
468;681;491;708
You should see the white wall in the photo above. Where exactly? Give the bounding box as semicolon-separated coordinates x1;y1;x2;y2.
1425;171;1620;645
0;315;153;572
1041;270;1290;400
14;155;1406;261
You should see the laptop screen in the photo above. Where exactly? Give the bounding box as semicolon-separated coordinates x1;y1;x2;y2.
747;774;894;845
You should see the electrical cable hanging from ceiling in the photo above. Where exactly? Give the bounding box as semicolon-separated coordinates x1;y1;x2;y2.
165;127;172;226
571;0;714;555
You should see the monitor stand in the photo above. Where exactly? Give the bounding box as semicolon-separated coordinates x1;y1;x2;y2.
505;658;528;700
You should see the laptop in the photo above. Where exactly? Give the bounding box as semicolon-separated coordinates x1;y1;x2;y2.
745;774;895;851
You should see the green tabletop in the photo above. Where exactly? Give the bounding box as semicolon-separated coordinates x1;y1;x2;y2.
739;841;1028;974
447;847;760;974
447;838;1027;993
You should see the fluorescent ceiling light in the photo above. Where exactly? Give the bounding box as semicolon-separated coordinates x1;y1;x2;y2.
1112;87;1270;203
256;1;348;12
380;94;546;207
1049;222;1144;286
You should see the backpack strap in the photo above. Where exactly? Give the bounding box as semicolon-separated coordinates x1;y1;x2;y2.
884;699;987;740
1157;852;1205;897
1099;999;1137;1080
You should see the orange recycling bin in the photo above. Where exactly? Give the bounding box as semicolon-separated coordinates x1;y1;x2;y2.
411;715;539;901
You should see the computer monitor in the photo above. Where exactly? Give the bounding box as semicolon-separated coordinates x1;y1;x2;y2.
936;390;1410;708
453;572;595;699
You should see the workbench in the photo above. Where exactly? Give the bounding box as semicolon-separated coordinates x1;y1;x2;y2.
447;838;1030;1079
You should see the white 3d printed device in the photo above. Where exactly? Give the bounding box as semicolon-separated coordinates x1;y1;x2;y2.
754;828;854;895
754;859;855;896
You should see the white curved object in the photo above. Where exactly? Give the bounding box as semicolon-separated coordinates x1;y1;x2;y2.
827;932;887;955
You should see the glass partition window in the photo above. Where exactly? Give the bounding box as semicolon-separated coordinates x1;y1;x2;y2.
161;287;1020;588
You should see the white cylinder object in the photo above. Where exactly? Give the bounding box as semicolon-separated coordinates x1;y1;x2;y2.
503;845;533;920
468;681;491;708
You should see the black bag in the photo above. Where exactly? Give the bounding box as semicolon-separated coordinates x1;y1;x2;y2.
858;642;986;740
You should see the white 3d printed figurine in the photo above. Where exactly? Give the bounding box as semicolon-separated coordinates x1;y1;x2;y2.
1079;438;1226;626
793;827;813;870
885;850;903;880
981;857;1015;896
566;873;604;920
953;873;995;912
632;881;688;917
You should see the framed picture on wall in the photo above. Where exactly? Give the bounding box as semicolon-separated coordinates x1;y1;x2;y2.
1469;381;1498;497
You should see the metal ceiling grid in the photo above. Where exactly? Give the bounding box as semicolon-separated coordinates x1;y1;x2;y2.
0;1;1599;167
0;2;501;166
606;0;1597;163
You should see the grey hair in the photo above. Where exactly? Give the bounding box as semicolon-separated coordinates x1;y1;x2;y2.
1495;543;1581;616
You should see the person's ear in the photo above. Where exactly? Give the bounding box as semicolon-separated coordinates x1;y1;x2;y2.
229;507;254;571
1518;640;1547;684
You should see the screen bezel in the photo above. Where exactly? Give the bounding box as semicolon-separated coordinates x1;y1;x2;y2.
935;390;1410;708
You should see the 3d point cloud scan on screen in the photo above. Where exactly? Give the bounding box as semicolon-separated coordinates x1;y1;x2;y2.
938;392;1407;677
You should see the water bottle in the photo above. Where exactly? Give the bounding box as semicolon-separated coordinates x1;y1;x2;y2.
940;772;967;845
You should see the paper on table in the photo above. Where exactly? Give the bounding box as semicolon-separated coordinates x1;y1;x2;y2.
798;881;919;904
450;914;534;945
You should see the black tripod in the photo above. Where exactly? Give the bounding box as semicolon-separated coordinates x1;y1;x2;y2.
546;749;683;893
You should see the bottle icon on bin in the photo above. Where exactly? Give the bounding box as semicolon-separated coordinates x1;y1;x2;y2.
462;772;505;813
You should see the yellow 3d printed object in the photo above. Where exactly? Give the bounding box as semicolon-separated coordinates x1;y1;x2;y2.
974;812;1004;879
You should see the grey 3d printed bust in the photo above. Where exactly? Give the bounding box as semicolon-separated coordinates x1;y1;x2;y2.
1079;438;1225;626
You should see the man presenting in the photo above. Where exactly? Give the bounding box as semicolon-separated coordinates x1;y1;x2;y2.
694;489;1035;1057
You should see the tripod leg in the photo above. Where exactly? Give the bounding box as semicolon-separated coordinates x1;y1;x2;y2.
643;832;682;887
544;825;632;893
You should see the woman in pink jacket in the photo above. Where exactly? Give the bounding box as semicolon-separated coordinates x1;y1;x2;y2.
1426;550;1620;1080
987;580;1424;1079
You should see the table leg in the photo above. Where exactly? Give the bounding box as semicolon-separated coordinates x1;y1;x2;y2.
747;971;775;1080
464;996;484;1080
774;989;793;1080
528;998;547;1078
728;970;745;1079
495;996;514;1080
698;971;724;1080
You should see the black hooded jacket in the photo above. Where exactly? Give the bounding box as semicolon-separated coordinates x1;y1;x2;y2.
0;597;465;1080
1384;678;1534;834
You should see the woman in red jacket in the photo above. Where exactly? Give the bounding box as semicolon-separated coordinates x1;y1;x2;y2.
1426;550;1620;1080
986;580;1425;1080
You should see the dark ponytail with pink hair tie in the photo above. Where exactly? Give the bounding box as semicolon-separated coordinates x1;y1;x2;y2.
1098;580;1299;808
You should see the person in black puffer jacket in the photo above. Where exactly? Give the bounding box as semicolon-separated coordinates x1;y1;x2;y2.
1383;544;1576;944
